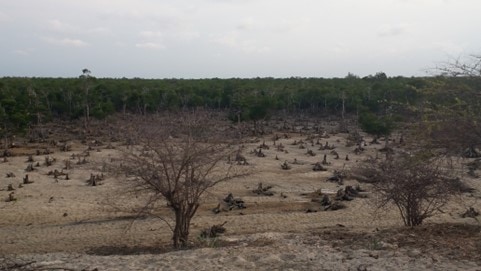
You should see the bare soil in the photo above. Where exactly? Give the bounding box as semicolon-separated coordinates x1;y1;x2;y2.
1;118;480;270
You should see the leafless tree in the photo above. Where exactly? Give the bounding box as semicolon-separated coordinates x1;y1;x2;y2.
80;68;92;133
357;153;462;227
113;111;245;248
436;54;481;77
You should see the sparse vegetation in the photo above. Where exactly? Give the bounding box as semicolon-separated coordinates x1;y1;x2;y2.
111;112;246;248
1;58;481;268
358;153;462;227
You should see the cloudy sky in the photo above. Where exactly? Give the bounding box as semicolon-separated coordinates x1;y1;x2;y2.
1;0;480;78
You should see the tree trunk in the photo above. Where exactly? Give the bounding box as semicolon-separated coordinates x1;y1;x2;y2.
341;91;345;121
3;123;8;150
172;204;197;248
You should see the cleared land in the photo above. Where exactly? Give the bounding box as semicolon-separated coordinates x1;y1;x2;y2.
1;119;480;270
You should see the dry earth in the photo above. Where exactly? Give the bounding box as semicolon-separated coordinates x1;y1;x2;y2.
1;126;481;270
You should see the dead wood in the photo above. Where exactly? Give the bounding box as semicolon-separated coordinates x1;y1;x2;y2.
23;174;33;184
281;161;291;170
252;182;274;196
461;207;479;218
312;162;327;171
200;221;227;238
223;193;246;210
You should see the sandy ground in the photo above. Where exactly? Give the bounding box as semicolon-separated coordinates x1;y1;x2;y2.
1;130;481;270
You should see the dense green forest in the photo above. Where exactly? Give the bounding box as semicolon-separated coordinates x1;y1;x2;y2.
1;72;480;137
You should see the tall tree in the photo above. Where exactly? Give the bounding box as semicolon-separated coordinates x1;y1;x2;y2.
80;68;92;132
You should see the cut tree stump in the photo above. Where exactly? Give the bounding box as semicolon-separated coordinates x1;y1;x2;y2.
312;162;327;171
281;161;291;170
223;193;246;210
200;221;227;238
461;207;479;218
6;192;16;202
252;182;274;196
23;174;33;184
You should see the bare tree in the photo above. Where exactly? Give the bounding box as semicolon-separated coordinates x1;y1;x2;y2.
357;153;462;227
80;68;92;133
436;54;481;77
114;112;245;248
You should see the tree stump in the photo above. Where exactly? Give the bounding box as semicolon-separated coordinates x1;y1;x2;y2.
212;203;221;214
281;161;291;170
322;154;329;165
235;152;248;165
200;221;227;238
252;182;274;196
64;160;72;170
25;163;35;172
7;192;16;202
312;162;327;171
255;148;266;157
23;174;33;184
326;201;345;211
320;194;331;206
223;193;246;210
461;207;479;218
27;155;34;163
259;141;269;150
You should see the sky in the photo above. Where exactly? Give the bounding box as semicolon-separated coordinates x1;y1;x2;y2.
1;0;480;79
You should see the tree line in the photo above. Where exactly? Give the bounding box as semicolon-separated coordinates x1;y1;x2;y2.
1;71;480;135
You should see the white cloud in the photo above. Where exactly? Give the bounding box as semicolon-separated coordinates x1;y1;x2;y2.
13;49;33;56
0;11;10;23
212;32;270;54
88;27;112;34
432;41;467;55
135;42;165;49
378;24;409;37
139;31;163;38
173;31;200;42
237;17;257;30
2;0;481;77
44;37;90;47
48;19;76;32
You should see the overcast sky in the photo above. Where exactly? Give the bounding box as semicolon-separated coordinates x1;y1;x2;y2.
1;0;480;78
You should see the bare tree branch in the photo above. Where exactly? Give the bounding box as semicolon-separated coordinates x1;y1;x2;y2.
356;152;462;227
110;111;248;248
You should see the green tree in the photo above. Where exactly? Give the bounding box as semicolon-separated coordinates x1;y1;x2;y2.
359;111;394;144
